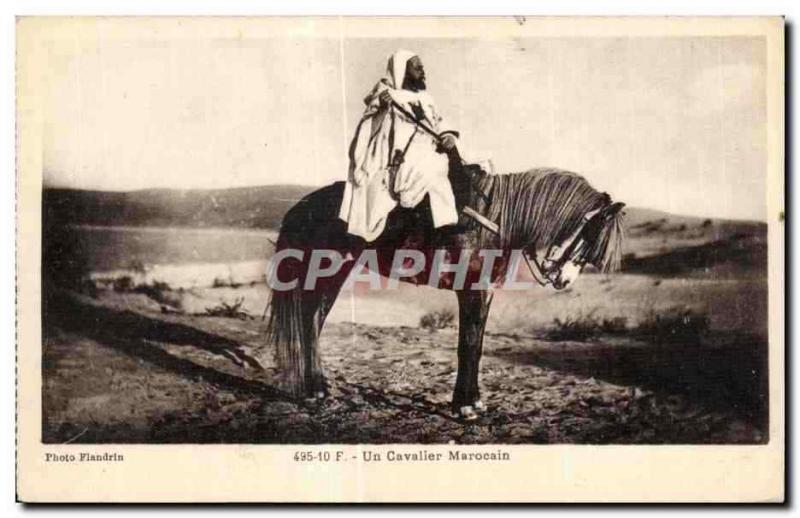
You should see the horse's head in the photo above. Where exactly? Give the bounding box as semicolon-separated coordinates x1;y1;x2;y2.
537;200;626;290
486;168;626;290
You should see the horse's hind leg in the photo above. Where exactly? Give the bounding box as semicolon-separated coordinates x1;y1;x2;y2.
298;298;327;399
269;263;352;399
299;267;352;399
452;289;493;419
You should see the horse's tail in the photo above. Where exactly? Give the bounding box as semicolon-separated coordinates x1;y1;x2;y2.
265;182;346;398
266;207;316;397
266;268;308;397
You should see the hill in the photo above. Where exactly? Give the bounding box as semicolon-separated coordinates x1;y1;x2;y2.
42;184;767;277
619;205;766;278
43;184;314;230
43;184;764;233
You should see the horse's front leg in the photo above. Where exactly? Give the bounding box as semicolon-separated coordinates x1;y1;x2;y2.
452;289;493;420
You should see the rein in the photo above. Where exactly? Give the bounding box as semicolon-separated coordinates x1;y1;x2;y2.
390;99;440;141
387;100;490;212
522;252;553;287
516;200;604;287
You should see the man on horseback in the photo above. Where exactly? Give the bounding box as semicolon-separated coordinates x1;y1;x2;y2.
338;49;483;242
268;49;627;414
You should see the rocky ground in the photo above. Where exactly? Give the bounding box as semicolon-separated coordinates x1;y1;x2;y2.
42;289;767;444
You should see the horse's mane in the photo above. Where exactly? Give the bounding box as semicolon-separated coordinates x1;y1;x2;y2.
478;167;624;273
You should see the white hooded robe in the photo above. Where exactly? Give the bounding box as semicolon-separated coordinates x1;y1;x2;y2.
338;49;459;242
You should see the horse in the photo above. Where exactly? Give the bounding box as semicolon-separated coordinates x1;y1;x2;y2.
264;163;625;420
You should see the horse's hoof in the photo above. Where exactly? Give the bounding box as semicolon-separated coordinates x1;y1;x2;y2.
458;405;479;421
304;391;327;403
473;400;486;413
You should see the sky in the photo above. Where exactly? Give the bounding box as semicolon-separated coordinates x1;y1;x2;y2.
42;34;767;220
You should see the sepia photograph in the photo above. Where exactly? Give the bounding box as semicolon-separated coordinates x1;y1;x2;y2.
16;16;784;502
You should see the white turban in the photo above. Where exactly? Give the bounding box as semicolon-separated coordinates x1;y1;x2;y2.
385;49;417;89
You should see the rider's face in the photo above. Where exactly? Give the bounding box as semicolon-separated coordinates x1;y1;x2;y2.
403;56;426;91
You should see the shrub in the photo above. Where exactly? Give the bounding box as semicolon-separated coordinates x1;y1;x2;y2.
204;297;252;320
133;280;174;305
419;309;455;331
600;316;628;334
212;276;242;289
112;275;135;292
545;310;602;342
635;306;709;344
111;276;181;309
543;306;709;345
543;311;631;342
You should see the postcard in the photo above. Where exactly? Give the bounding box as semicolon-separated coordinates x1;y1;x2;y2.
16;16;784;502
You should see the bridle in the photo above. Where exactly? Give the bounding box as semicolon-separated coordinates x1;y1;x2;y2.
522;206;603;288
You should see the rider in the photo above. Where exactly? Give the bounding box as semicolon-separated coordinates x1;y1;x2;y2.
338;49;479;242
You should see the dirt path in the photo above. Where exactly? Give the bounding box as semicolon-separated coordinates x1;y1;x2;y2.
42;290;766;444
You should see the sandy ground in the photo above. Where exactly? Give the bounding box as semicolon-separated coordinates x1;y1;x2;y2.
43;285;767;444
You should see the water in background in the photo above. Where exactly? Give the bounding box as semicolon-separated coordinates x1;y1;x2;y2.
72;225;276;271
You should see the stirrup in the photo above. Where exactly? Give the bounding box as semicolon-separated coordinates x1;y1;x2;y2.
462;206;499;234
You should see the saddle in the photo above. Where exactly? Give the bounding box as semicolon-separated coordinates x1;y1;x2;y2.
445;149;499;234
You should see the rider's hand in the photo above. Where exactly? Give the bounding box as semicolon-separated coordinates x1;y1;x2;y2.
439;133;457;151
378;90;392;108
